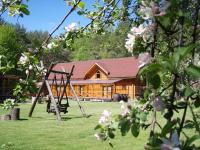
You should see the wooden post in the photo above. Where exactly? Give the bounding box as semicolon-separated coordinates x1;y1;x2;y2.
69;83;86;117
133;84;135;99
1;114;11;120
45;80;61;121
28;62;56;117
10;108;20;120
29;82;45;117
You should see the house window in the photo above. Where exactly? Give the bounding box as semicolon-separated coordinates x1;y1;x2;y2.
102;86;112;98
96;70;101;79
122;85;127;90
79;86;84;96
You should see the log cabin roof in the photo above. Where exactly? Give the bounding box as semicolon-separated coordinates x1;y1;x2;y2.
48;79;122;85
48;56;139;80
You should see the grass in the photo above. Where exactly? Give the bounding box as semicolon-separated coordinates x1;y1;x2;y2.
0;100;199;150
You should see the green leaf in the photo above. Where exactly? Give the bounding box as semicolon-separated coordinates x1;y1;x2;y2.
184;120;195;129
148;74;161;89
139;63;162;76
108;131;115;139
77;10;85;15
161;59;174;72
186;135;200;146
194;98;200;108
78;2;85;9
20;4;30;15
119;119;130;136
173;46;194;68
131;123;140;137
94;124;103;130
109;142;113;148
184;86;194;97
161;121;176;136
185;64;200;79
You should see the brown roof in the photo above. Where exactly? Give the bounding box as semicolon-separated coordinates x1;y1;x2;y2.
48;57;139;80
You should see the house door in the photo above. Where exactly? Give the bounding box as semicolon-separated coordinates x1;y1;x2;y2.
102;86;112;99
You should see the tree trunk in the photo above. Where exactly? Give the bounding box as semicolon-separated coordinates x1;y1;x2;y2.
10;108;20;120
1;114;11;120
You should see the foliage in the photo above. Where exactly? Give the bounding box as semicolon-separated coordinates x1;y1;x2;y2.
0;25;22;65
1;142;14;150
2;99;17;110
0;0;200;149
72;21;131;60
92;0;200;150
0;0;29;17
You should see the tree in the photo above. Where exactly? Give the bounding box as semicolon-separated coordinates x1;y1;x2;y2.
0;1;199;149
26;30;49;49
0;24;24;74
72;21;131;60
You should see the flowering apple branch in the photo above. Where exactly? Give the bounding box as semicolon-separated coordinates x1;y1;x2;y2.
41;0;81;50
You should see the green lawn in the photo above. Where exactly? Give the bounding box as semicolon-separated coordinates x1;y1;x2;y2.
0;100;198;150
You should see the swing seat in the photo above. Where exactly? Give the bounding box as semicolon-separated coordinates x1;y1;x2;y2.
47;103;69;114
59;104;69;114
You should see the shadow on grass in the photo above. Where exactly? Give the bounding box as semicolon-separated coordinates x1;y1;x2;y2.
19;118;28;121
61;114;92;121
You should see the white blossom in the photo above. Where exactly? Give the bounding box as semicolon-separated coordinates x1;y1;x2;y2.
94;133;105;141
153;96;165;112
138;52;151;68
119;101;125;110
29;65;33;70
121;108;130;117
102;110;111;118
161;131;180;150
139;6;154;20
98;109;111;124
19;53;29;65
47;42;57;50
98;116;107;124
139;0;170;19
159;0;171;14
125;23;155;52
125;35;135;53
131;24;146;35
64;22;77;32
25;69;29;75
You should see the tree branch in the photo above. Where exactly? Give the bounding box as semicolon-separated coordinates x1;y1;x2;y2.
178;98;188;137
189;103;200;135
41;0;81;48
0;0;21;18
81;0;116;32
192;0;200;59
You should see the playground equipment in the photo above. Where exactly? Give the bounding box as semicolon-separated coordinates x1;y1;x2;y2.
28;62;86;121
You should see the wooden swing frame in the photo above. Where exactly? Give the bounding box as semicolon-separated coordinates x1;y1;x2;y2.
28;62;86;121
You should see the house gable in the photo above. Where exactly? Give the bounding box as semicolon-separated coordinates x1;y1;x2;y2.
84;63;109;80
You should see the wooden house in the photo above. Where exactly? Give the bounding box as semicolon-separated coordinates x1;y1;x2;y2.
0;75;19;103
48;57;145;101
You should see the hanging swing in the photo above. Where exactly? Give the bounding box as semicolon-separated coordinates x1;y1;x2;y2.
29;62;87;121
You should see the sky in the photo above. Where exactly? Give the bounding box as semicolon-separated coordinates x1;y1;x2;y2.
3;0;91;36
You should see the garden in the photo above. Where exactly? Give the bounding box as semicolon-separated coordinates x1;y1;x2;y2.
0;100;199;150
0;0;200;150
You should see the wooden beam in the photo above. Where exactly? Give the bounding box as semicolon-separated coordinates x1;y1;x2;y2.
69;83;86;117
28;82;44;117
28;62;56;117
45;80;61;121
50;70;70;75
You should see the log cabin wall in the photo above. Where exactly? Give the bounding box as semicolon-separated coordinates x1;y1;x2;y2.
50;78;144;100
48;57;145;101
0;75;19;103
85;67;108;80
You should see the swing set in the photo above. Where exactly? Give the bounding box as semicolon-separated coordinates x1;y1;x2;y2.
28;62;86;121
